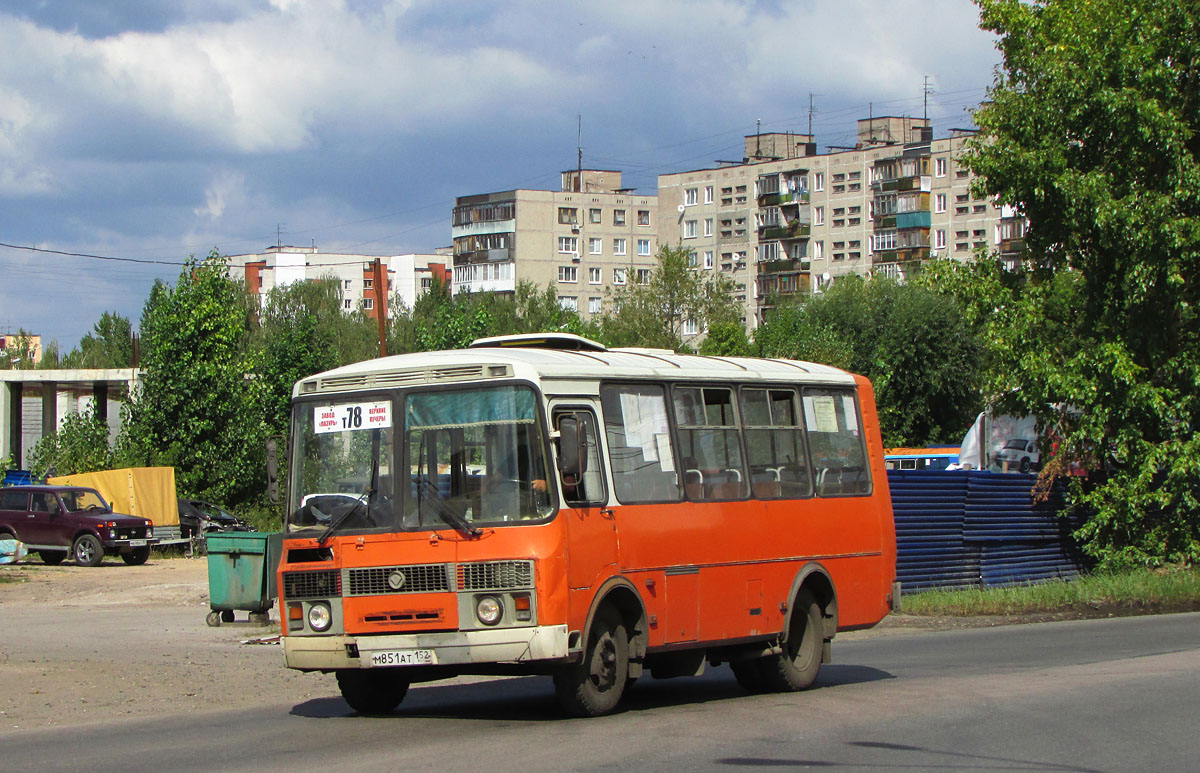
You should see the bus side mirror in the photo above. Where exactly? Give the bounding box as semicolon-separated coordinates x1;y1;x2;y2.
557;415;589;477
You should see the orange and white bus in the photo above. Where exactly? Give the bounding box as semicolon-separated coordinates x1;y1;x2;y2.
278;333;896;716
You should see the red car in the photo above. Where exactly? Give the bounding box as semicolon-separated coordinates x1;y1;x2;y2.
0;485;156;566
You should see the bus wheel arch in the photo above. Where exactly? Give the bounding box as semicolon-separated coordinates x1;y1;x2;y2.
784;563;838;650
554;577;647;717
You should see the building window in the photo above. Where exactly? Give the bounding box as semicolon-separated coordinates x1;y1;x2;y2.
935;194;947;213
636;268;651;285
703;218;713;237
363;297;374;310
814;206;824;226
935;229;947;249
363;278;374;290
589;296;602;314
704;250;714;270
344;299;352;309
614;209;626;226
558;266;578;283
558;207;577;224
558;236;578;254
637;209;651;226
590;208;602;224
815;172;824;192
559;296;578;312
614;238;627;256
589;237;602;254
688;251;699;268
589;267;602;284
685;188;698;206
637;239;651;256
704;185;714;204
613;267;626;285
682;319;699;336
814;241;824;260
684;220;698;238
343;279;352;289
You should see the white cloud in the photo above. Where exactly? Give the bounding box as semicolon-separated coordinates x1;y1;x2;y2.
193;169;246;220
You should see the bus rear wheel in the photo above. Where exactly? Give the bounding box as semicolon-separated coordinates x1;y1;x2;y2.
760;588;823;692
336;669;409;715
554;607;628;717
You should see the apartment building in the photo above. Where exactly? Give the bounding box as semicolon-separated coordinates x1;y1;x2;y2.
224;246;452;320
451;170;659;318
657;116;1022;327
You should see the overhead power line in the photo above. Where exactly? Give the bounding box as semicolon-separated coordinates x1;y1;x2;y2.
0;242;188;266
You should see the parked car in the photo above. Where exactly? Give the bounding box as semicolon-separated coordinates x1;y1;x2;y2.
177;499;255;539
996;437;1041;473
0;485;156;566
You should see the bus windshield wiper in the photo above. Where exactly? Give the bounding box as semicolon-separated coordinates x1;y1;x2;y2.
318;457;377;545
416;478;481;538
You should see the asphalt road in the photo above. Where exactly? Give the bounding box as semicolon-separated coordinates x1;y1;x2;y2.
5;612;1198;772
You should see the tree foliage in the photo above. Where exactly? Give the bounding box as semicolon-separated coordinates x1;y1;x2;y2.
60;312;135;369
756;276;984;447
966;0;1200;568
119;253;266;505
26;407;114;477
600;243;739;350
256;278;364;434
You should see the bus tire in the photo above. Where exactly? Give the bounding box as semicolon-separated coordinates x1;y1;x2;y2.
760;588;823;692
553;607;628;717
336;669;409;715
730;659;768;693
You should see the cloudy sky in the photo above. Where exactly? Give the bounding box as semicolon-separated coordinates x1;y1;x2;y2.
0;0;1000;350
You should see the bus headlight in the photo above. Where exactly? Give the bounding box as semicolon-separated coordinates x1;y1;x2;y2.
307;602;332;632
475;596;503;626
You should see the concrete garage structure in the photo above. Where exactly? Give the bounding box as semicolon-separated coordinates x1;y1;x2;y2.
0;369;139;469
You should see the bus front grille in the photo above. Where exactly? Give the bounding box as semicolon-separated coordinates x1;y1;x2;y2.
346;564;452;595
457;560;534;591
283;569;342;599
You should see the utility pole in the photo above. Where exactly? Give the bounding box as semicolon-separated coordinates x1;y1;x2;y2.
372;258;388;358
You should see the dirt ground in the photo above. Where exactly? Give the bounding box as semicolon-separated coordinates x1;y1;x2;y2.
0;553;1032;733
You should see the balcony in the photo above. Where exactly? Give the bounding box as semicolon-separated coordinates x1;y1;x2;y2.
758;257;811;275
453;247;514;266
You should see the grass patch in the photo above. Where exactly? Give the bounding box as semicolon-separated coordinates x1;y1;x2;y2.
901;567;1200;617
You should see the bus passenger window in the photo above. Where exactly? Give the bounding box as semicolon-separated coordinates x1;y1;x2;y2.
554;410;606;507
802;388;871;496
599;384;682;503
673;386;748;501
741;387;811;498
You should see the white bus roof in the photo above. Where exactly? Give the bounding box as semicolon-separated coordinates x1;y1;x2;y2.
293;336;857;398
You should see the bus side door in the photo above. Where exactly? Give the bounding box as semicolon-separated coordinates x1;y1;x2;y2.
551;405;617;593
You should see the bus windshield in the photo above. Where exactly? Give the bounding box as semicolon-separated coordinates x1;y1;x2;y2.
287;384;554;534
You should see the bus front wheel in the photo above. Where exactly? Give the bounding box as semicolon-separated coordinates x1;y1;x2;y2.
554;607;628;717
336;669;409;715
760;588;823;692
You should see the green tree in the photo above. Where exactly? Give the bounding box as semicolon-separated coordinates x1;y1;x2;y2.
255;278;349;434
0;330;39;369
600;244;738;350
698;320;753;357
61;312;135;369
756;276;984;447
118;252;266;506
967;0;1200;568
26;407;114;477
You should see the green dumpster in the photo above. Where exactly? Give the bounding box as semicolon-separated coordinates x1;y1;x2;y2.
204;532;283;627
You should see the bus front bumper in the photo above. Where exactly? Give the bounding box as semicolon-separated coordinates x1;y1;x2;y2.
283;624;570;671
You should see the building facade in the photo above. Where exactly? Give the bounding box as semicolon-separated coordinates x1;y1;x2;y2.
657;116;1020;328
451;171;660;318
223;246;452;319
